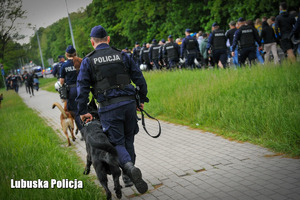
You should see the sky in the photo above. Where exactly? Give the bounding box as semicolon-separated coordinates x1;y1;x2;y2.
16;0;93;44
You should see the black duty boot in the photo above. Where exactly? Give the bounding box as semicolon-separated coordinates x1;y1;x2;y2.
122;171;133;187
123;162;148;194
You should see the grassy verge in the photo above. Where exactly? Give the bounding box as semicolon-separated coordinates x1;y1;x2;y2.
143;62;300;156
0;90;105;200
39;77;57;93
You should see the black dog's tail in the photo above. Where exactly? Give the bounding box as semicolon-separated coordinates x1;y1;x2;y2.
86;135;118;157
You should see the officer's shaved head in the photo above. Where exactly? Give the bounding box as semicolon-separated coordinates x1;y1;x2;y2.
90;36;110;49
91;36;108;43
229;21;236;27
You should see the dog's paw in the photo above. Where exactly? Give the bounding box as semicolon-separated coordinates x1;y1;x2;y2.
115;189;122;199
72;137;76;142
83;168;90;175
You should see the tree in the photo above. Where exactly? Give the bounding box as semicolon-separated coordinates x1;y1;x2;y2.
0;0;26;61
23;0;300;65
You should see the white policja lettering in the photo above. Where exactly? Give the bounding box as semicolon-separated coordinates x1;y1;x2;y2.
93;54;121;64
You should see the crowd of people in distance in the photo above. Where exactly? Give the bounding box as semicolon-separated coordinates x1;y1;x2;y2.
5;71;39;97
122;2;299;70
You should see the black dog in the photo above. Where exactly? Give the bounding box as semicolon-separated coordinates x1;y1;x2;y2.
81;99;122;200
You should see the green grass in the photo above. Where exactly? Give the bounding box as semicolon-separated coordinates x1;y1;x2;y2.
36;63;300;156
39;77;58;92
143;62;300;156
0;90;105;200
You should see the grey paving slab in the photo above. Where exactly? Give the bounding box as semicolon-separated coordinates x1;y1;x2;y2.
18;86;300;200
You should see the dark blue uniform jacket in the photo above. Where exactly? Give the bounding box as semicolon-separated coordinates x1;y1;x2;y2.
180;35;200;57
60;59;77;85
231;26;261;51
76;43;148;115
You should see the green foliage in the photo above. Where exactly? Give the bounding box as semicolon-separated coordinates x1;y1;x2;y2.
0;90;105;199
0;0;26;61
1;40;26;76
2;0;300;72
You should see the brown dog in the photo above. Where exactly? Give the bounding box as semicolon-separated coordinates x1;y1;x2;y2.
52;102;76;146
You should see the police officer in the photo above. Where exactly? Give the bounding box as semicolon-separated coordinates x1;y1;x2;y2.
132;42;141;68
207;23;228;68
232;18;262;66
159;39;167;69
52;55;65;79
226;21;239;67
11;74;22;93
181;29;200;69
163;35;180;70
140;43;151;70
149;39;161;70
76;25;149;194
60;45;83;133
123;47;132;59
275;2;296;62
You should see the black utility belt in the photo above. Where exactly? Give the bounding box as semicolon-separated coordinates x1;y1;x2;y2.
239;45;256;49
186;50;197;55
68;84;77;88
99;96;136;108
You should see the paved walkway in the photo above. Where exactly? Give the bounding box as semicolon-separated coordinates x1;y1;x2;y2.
19;87;300;200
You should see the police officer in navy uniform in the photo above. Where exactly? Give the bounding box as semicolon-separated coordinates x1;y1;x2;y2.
140;43;151;70
181;29;200;69
124;47;132;59
163;35;180;70
231;18;262;66
132;42;141;68
11;74;22;93
76;25;149;194
60;45;83;133
149;39;160;70
159;39;167;69
52;55;65;79
207;22;228;68
226;21;239;67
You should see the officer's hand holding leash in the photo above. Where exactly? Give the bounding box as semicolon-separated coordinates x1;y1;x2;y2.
136;103;144;111
80;113;93;124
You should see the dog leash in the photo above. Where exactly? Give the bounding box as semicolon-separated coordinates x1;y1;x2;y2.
137;106;161;138
135;86;161;138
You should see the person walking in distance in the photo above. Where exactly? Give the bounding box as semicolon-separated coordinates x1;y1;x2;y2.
231;18;262;66
275;2;296;62
181;28;200;69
